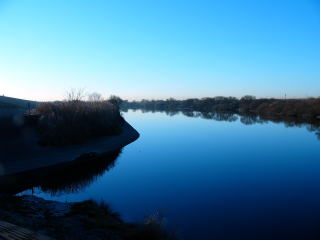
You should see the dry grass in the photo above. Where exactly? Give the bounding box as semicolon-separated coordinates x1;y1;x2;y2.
35;100;124;146
0;195;177;240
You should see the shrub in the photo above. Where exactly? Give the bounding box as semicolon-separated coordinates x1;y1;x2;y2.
35;100;124;146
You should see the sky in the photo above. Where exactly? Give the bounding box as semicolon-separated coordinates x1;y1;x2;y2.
0;0;319;101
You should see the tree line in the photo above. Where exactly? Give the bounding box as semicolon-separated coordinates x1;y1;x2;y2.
121;96;320;120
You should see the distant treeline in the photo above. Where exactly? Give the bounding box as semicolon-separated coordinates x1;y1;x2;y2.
122;96;320;120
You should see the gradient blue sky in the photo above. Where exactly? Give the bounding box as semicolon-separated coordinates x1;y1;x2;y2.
0;0;319;101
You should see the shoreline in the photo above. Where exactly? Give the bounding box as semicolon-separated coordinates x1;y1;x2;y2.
0;194;176;240
0;120;139;193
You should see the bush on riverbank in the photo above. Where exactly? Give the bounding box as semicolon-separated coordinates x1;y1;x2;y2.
0;195;177;240
35;100;124;146
239;98;320;118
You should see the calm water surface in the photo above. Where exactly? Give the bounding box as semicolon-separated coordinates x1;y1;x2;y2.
25;110;320;240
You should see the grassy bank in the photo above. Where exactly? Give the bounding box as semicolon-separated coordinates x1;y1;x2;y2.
35;100;124;146
0;194;176;240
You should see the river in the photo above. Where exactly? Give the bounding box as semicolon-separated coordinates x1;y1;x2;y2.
21;110;320;240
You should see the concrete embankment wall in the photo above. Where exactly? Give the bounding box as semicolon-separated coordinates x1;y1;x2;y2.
0;96;37;109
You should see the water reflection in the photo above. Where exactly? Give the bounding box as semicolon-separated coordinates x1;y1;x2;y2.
123;108;320;140
39;150;121;196
4;149;121;195
23;110;320;240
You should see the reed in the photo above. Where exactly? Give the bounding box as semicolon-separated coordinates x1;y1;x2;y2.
35;100;123;146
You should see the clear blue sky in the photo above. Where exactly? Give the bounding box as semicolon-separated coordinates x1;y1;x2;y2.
0;0;319;101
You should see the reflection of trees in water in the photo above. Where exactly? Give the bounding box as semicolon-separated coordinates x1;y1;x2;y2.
307;126;320;140
124;109;320;140
243;114;320;140
181;111;238;122
39;150;122;196
198;111;238;122
240;115;266;125
316;132;320;140
165;110;179;116
257;115;320;139
181;111;197;118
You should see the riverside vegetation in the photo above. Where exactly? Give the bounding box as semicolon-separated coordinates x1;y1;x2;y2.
23;92;124;146
122;96;320;120
122;96;320;128
0;194;176;240
0;92;176;239
121;96;320;140
35;100;124;146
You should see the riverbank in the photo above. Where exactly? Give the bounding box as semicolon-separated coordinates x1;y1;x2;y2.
0;120;139;193
0;194;176;240
35;101;123;146
122;97;320;122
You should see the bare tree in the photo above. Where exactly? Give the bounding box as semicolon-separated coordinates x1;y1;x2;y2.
65;88;86;102
88;92;103;102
